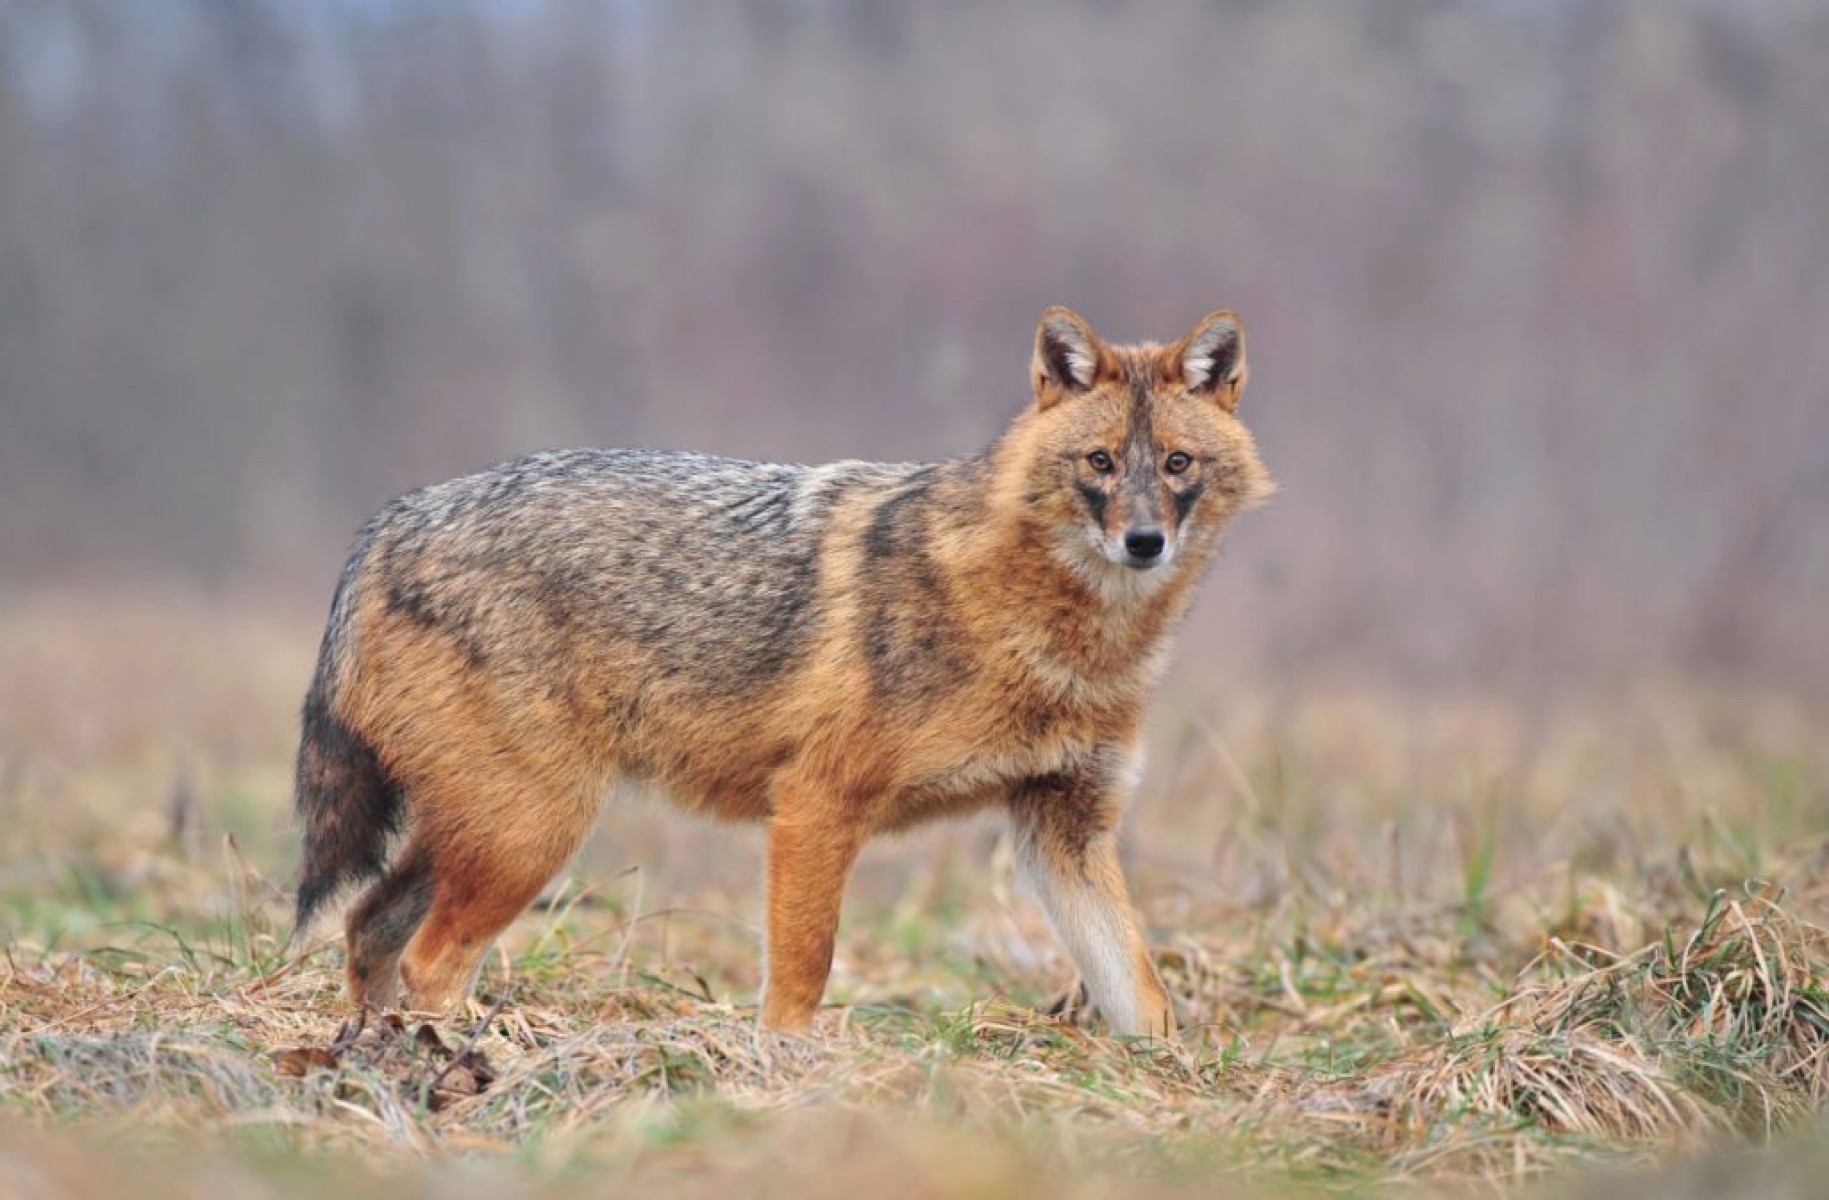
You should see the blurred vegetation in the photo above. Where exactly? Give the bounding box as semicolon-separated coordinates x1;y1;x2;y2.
1;1;1826;700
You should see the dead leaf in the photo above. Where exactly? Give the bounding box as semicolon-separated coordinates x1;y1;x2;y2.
274;1046;340;1077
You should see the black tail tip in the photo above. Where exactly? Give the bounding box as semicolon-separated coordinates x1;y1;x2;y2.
291;876;334;942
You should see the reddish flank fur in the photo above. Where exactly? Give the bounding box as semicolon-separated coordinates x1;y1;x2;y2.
293;307;1273;1036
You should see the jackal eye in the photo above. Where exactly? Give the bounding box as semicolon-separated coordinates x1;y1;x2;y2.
1164;451;1193;475
1086;450;1115;474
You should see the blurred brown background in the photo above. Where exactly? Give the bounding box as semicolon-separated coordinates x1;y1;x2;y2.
3;0;1826;704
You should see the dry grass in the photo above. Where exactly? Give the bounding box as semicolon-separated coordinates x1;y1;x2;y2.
2;591;1827;1197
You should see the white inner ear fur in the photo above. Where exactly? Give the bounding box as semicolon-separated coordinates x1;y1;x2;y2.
1045;319;1098;388
1182;323;1241;390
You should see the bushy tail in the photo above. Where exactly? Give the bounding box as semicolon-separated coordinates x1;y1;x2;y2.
290;557;403;945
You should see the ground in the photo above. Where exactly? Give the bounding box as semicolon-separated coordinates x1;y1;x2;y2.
2;592;1826;1198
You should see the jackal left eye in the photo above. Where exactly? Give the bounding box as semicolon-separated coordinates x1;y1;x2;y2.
1164;451;1193;475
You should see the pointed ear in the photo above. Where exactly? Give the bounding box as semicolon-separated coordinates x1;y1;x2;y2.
1177;310;1248;411
1032;306;1106;410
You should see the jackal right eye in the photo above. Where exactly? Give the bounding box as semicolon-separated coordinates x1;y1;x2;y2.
1086;450;1115;474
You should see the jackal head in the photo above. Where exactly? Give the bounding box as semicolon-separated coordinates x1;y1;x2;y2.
1014;306;1274;589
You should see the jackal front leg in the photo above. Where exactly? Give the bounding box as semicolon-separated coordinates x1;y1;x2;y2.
1009;759;1176;1037
761;808;863;1034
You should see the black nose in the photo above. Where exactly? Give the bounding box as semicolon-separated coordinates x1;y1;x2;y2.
1124;528;1166;560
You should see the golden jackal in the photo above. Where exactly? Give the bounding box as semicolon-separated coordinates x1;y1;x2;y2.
293;307;1272;1035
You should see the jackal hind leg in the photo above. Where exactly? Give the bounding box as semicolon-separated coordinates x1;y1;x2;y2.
344;837;436;1009
397;782;598;1014
1009;767;1176;1038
